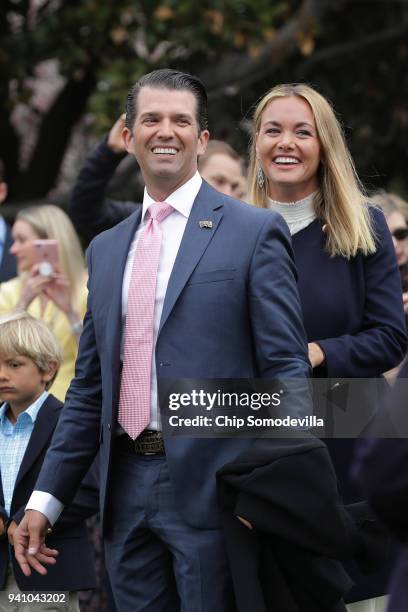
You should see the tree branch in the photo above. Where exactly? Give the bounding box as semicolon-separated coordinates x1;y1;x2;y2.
295;20;408;78
203;0;326;100
14;69;96;201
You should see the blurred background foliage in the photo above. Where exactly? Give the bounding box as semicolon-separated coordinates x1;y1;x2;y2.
1;0;408;210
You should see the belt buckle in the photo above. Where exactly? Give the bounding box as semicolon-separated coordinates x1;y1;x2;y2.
135;431;164;455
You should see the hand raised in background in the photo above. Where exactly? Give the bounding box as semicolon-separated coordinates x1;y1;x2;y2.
107;113;127;154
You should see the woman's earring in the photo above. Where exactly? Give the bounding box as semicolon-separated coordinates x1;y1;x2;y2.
257;164;265;189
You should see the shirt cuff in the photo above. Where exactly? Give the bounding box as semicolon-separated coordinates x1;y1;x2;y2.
25;491;64;526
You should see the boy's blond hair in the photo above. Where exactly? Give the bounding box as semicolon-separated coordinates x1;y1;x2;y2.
0;312;62;389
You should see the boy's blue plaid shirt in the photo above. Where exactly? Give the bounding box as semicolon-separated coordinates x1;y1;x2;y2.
0;391;48;516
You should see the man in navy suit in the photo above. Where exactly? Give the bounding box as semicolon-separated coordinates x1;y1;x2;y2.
14;69;311;611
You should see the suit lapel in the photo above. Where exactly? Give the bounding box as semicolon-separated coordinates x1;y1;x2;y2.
106;209;142;351
105;209;143;345
159;182;224;334
14;397;61;489
104;210;143;409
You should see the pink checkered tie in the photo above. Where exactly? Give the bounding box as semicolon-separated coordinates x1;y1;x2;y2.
118;201;174;440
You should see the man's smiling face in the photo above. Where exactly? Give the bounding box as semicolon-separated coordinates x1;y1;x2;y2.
123;86;209;200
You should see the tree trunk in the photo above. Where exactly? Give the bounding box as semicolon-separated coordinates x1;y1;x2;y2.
12;69;96;201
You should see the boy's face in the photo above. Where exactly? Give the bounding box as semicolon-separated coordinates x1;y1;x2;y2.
0;353;55;412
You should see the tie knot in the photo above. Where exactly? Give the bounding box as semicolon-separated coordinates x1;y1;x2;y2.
148;202;174;224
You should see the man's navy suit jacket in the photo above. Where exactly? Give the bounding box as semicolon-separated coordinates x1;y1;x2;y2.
0;395;98;591
36;181;311;531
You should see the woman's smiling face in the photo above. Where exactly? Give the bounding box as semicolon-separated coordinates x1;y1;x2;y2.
256;95;321;202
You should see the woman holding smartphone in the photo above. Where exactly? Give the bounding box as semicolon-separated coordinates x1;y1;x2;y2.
247;84;407;611
0;204;86;401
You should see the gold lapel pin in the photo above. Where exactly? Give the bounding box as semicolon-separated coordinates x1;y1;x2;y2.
199;220;213;229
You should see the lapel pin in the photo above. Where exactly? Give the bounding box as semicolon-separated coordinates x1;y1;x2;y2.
199;220;213;229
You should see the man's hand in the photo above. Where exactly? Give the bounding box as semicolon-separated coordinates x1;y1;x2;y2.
14;511;58;576
107;114;127;153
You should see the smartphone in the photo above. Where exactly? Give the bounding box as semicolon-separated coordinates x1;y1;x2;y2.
31;239;59;277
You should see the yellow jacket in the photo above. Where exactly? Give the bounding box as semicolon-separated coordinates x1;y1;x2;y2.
0;276;87;401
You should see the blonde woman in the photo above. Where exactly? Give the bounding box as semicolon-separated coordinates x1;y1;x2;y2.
248;84;407;611
0;205;87;401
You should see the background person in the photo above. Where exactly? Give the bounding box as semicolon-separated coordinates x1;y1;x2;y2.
69;114;247;245
0;312;98;612
197;139;247;199
371;191;408;315
247;83;407;612
0;160;17;283
0;205;87;401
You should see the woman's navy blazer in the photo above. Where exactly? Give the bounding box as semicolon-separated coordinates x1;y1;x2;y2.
292;206;406;379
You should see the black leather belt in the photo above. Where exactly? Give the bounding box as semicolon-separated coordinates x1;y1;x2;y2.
117;430;165;455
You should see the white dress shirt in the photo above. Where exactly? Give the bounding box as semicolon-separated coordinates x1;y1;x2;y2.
27;172;202;525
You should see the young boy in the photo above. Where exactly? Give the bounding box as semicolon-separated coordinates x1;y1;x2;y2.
0;312;98;611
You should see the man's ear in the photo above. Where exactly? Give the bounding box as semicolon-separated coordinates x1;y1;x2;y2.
122;127;134;153
0;182;8;204
197;130;210;156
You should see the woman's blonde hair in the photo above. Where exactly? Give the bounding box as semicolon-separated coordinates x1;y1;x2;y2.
0;311;62;389
17;205;86;310
248;83;376;258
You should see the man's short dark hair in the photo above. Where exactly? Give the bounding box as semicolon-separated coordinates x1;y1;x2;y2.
125;69;208;134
